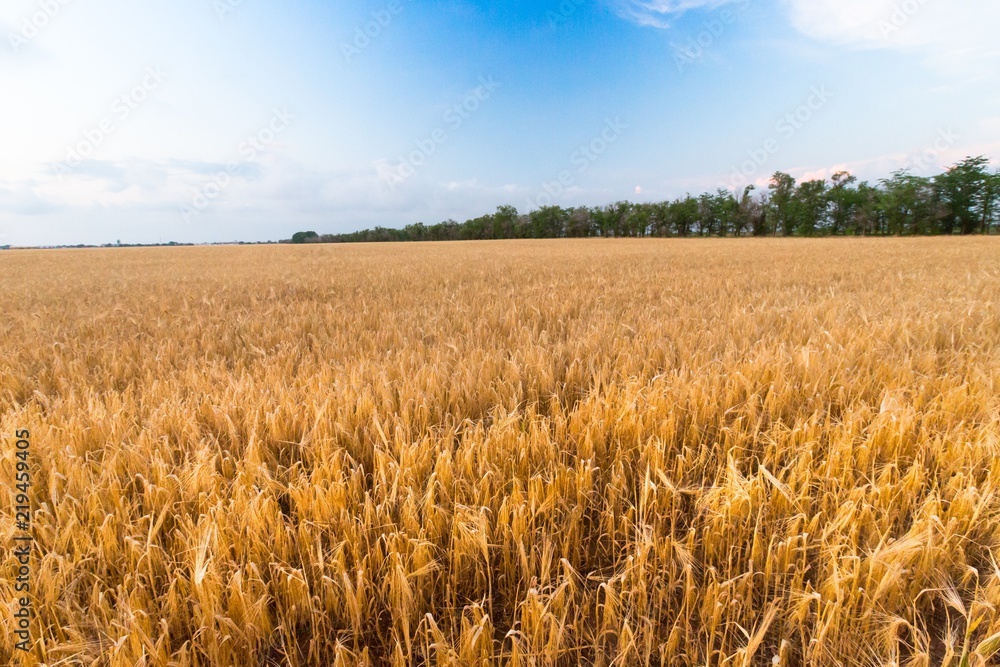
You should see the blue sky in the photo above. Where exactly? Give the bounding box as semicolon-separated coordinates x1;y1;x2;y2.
1;0;998;245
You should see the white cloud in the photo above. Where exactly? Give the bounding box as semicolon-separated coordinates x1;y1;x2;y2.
0;156;539;245
737;134;1000;193
784;0;1000;72
606;0;747;28
607;0;999;74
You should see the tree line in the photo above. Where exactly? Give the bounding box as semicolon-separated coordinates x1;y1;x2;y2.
289;156;999;243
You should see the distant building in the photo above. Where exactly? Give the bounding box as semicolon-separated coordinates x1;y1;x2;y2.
0;245;11;250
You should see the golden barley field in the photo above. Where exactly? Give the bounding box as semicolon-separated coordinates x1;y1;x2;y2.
2;238;1000;667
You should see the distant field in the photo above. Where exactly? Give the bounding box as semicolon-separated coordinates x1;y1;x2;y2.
2;239;999;666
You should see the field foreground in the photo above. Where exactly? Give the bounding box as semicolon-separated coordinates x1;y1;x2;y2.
2;239;1000;666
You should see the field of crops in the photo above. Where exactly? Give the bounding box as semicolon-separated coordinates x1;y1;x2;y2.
2;239;999;666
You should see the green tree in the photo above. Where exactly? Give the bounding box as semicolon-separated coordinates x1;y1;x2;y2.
493;205;519;239
880;171;944;235
795;180;829;236
935;156;991;235
671;197;699;237
291;231;319;244
566;207;595;237
285;154;998;243
630;203;653;237
528;206;569;238
695;193;716;236
609;201;632;237
979;168;1000;234
751;190;772;236
852;182;883;236
714;189;740;237
589;206;612;237
649;202;672;237
733;185;759;237
768;172;797;236
827;171;858;235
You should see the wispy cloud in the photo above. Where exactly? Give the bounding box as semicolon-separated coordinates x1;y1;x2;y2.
605;0;745;28
738;136;1000;191
783;0;1000;73
0;182;59;216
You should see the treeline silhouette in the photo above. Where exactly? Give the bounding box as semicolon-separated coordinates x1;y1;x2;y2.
290;156;999;243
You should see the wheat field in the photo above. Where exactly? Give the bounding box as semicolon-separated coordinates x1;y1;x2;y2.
1;239;999;666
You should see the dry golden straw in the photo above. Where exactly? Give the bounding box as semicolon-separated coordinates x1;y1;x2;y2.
1;238;999;666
